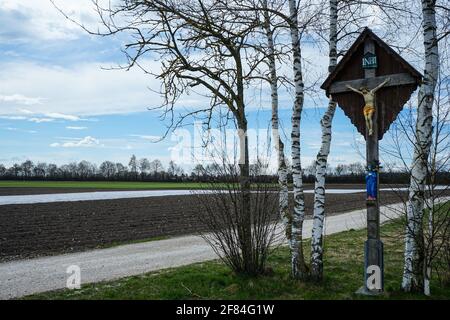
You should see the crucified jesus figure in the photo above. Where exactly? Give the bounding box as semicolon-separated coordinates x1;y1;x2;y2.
346;78;390;136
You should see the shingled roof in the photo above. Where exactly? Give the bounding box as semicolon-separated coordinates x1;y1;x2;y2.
321;27;422;95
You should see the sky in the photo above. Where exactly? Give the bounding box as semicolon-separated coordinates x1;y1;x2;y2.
0;0;422;172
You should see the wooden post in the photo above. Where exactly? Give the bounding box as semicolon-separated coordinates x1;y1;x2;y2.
361;38;384;294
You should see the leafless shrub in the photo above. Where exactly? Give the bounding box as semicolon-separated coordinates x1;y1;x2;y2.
435;232;450;287
194;163;281;276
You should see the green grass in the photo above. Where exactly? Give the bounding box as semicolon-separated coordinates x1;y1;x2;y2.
25;217;450;300
0;180;206;190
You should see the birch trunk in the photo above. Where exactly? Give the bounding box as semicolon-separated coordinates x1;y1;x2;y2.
262;0;291;241
310;0;338;281
402;0;439;293
423;208;433;296
288;0;308;279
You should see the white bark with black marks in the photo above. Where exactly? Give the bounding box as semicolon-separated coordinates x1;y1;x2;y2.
288;0;307;279
310;0;338;281
402;0;439;293
262;0;291;240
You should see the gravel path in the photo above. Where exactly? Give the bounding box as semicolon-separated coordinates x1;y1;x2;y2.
0;200;412;300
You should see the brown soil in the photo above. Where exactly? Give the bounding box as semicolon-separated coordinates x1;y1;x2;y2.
0;189;422;263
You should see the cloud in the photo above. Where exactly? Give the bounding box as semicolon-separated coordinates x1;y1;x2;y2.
18;108;35;114
3;127;37;134
0;94;43;105
45;113;81;121
28;118;54;123
66;126;87;130
130;134;162;142
50;136;102;148
0;116;27;120
0;109;89;123
0;0;101;43
0;60;166;117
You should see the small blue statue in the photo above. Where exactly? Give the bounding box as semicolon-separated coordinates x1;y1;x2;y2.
366;170;377;200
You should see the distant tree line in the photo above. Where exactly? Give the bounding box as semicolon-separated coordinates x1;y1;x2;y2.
0;155;184;182
1;156;448;184
302;162;450;185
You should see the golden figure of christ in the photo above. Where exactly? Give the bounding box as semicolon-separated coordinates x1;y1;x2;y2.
346;78;390;136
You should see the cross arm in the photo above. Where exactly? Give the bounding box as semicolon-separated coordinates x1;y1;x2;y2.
327;73;418;95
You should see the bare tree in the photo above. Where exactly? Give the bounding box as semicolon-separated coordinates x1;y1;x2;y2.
99;161;117;179
33;162;48;178
261;0;291;244
195;162;280;276
21;160;34;178
168;160;183;176
422;67;450;295
53;0;275;274
149;159;163;175
138;158;151;179
77;160;95;179
287;0;310;279
128;154;138;180
383;37;449;295
310;0;338;282
115;162;128;178
402;0;440;293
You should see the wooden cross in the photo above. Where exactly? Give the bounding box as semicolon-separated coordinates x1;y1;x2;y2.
361;38;384;294
320;27;423;294
331;39;386;294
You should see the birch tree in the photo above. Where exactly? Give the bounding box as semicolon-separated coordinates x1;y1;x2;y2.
423;67;450;295
384;52;449;296
239;0;317;278
310;0;337;281
288;0;308;279
238;0;319;278
402;0;440;293
261;0;291;242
